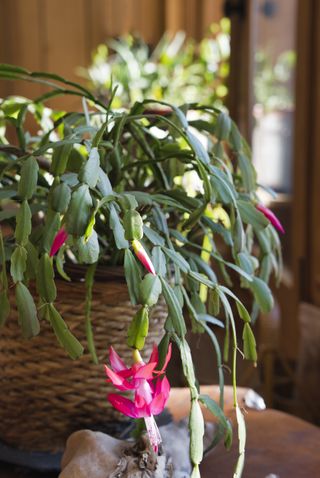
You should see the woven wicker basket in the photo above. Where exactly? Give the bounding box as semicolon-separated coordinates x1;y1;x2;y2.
0;267;167;452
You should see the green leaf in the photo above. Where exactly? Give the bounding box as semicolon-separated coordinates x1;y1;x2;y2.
84;262;98;364
118;193;138;211
216;111;231;140
51;143;73;175
202;217;233;246
175;336;197;390
77;230;100;264
18;156;39;200
249;277;274;313
15;282;40;338
183;205;207;231
237;200;269;230
143;225;165;246
210;171;236;205
151;246;167;277
187;129;210;165
10;246;27;283
238;153;256;192
66;184;93;236
233;211;246;253
15;200;32;246
36;253;57;303
46;303;84;359
0;186;17;199
56;247;71;282
182;289;205;333
97;168;113;196
196;159;212;202
171;105;189;129
123;210;143;241
130;191;153;206
139;273;162;306
229;121;242;151
157;333;171;369
213;140;224;159
208;287;220;316
198;394;232;450
220;286;251;323
189;400;204;465
127;306;149;350
92;120;108;147
242;323;257;362
0;290;10;327
109;203;129;249
188;270;216;289
237;252;254;276
198;314;224;328
160;277;186;337
124;249;141;305
79;147;100;188
42;210;60;252
162;247;190;273
50;182;71;213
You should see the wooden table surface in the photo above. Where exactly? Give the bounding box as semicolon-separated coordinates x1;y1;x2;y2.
0;386;319;477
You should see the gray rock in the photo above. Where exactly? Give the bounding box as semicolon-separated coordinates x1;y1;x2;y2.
59;420;215;477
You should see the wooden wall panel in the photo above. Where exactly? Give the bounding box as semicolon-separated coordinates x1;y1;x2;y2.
0;0;224;101
309;0;320;306
42;0;89;110
0;0;43;98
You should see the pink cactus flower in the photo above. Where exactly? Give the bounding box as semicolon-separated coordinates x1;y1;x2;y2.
132;239;156;275
256;204;285;234
105;344;172;452
49;226;68;257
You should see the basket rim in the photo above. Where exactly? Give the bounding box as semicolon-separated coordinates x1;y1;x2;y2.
60;263;126;283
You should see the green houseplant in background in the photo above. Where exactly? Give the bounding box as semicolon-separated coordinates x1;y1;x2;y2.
80;19;230;108
0;64;283;477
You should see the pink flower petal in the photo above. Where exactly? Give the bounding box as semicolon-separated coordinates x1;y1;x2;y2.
134;378;154;405
256;204;285;234
104;365;134;391
107;393;140;418
49;227;68;257
148;343;159;366
134;362;157;379
150;391;169;415
155;343;172;374
109;346;128;372
155;375;170;398
115;368;135;379
132;240;156;275
150;376;170;415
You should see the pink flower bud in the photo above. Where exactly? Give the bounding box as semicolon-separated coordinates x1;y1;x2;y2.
49;227;68;257
132;239;156;275
256;204;285;234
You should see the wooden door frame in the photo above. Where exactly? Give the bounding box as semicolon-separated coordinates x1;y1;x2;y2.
228;0;320;358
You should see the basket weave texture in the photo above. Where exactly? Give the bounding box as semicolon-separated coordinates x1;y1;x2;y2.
0;273;167;452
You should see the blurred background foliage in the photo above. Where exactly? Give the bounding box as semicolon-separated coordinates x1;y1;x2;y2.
254;49;296;113
79;19;230;109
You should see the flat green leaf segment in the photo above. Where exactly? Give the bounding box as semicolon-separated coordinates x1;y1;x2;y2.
0;65;283;477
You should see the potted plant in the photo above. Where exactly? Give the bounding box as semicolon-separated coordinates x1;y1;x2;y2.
0;64;283;476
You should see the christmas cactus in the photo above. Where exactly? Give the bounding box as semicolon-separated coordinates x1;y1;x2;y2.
0;64;283;476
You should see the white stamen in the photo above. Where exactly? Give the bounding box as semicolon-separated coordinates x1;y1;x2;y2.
144;415;162;453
